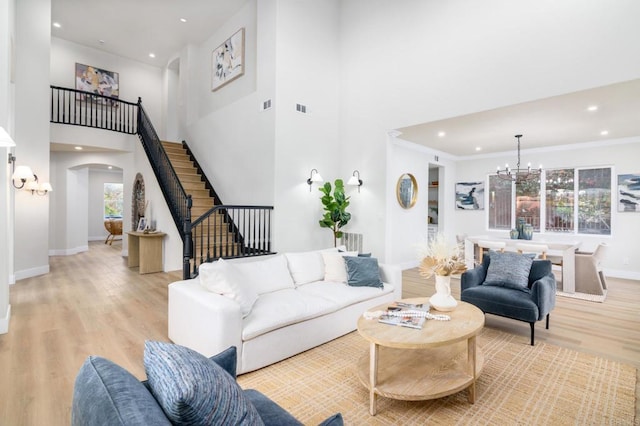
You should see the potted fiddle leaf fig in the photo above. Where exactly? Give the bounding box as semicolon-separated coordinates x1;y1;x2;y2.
319;179;351;247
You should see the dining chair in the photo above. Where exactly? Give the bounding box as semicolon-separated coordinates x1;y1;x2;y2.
574;243;608;295
516;243;548;260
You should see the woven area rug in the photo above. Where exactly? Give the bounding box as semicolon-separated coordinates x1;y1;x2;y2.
556;289;607;303
237;328;636;425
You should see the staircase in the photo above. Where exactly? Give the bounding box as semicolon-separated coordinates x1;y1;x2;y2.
161;141;240;260
50;85;273;280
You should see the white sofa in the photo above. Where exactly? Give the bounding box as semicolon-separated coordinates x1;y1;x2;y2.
168;247;402;374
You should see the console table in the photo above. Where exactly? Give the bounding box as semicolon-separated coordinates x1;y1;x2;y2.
127;231;166;274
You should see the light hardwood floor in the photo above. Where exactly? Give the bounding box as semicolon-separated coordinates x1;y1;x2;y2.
0;242;637;425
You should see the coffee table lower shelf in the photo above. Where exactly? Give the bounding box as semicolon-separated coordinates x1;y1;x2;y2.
356;341;484;407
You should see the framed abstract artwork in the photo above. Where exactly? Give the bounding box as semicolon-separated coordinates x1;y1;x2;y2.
456;181;484;210
75;63;119;102
617;173;640;212
211;28;245;91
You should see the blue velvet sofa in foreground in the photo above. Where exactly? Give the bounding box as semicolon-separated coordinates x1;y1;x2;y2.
461;252;556;346
71;343;343;426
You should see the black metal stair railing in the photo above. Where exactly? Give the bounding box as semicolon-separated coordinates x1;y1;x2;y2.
50;86;138;134
137;99;190;234
186;205;274;278
50;85;275;280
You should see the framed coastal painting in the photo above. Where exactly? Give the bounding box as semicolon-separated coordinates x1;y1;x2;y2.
75;63;119;101
617;173;640;212
456;181;484;210
211;28;245;91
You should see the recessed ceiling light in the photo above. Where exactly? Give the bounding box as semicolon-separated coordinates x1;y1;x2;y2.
600;130;609;136
437;131;446;137
74;146;83;150
587;105;598;112
180;18;187;23
99;39;105;44
475;147;482;151
108;166;113;170
149;53;156;58
52;22;61;28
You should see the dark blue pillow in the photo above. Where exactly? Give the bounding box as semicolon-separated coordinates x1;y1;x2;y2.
72;356;171;426
343;256;383;289
484;251;533;291
144;341;263;425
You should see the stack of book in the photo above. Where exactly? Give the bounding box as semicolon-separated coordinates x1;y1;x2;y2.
378;302;430;329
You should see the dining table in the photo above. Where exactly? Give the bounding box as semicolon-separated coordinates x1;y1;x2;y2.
464;236;581;293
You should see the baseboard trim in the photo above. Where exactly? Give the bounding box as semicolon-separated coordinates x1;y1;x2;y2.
14;265;50;281
0;304;10;334
605;268;640;281
48;246;89;256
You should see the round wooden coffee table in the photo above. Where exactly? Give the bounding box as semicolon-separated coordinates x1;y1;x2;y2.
356;298;485;415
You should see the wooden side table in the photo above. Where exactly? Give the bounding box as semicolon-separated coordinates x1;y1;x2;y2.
357;298;485;415
127;231;166;274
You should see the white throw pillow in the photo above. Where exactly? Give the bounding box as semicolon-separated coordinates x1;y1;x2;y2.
322;251;358;283
197;259;258;317
231;255;295;295
285;251;325;285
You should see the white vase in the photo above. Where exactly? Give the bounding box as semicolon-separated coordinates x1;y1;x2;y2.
429;274;457;312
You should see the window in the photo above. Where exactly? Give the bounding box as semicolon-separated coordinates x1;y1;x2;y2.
104;183;123;218
488;167;611;235
545;169;574;232
488;176;512;230
578;168;611;235
515;178;541;232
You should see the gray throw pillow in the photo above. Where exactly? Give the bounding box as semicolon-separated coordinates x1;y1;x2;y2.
484;251;533;291
144;341;264;426
344;256;383;289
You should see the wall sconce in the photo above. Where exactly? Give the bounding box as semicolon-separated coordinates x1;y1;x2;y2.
306;168;323;192
8;153;52;195
347;170;363;192
26;180;53;195
0;126;16;147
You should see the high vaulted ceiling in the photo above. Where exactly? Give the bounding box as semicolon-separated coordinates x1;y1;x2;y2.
50;1;640;157
51;0;250;67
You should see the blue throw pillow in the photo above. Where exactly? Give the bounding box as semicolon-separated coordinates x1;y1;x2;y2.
344;256;383;289
144;341;264;426
484;251;533;291
72;356;171;426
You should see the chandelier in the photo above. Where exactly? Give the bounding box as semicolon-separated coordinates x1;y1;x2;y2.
496;134;542;183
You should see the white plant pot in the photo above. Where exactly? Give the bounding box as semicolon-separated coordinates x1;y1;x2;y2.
429;274;458;312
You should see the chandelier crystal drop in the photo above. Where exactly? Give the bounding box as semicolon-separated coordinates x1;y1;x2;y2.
496;134;542;183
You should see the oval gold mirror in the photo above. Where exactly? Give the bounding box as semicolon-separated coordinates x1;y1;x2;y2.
396;173;418;209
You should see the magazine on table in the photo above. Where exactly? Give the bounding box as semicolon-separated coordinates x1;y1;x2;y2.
378;302;430;329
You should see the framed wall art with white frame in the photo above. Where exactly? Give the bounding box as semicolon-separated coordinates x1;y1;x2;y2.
211;28;245;92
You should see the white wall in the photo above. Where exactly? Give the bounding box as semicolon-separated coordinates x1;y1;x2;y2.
386;137;457;267
0;0;15;333
454;138;640;278
183;1;275;208
13;0;51;280
50;37;164;132
272;0;342;251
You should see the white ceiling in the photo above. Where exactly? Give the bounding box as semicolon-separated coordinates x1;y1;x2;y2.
51;0;250;67
397;78;640;157
49;2;640;157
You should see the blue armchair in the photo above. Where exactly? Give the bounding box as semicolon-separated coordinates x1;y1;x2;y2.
461;252;556;345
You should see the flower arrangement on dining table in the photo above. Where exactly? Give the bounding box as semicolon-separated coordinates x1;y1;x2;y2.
417;233;467;278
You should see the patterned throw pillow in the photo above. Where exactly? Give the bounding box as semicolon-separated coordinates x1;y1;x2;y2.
144;341;264;426
484;251;533;291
